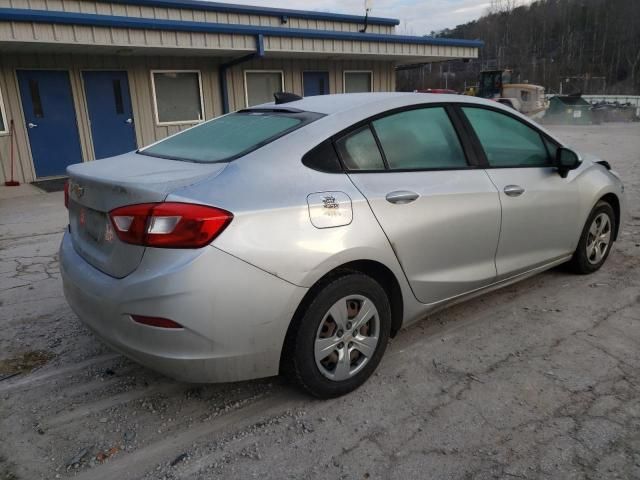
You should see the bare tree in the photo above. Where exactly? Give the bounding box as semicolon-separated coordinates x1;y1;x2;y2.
415;0;640;95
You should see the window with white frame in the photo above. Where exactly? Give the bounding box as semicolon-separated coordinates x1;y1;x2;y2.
344;71;373;93
151;71;204;125
0;86;8;134
245;71;284;107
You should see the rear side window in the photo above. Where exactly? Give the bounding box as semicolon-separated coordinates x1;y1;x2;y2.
335;126;385;171
372;107;467;170
462;107;551;167
140;111;310;163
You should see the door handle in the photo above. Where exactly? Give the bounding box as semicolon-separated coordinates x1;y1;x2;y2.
385;190;419;204
125;118;133;124
27;122;38;129
504;185;525;197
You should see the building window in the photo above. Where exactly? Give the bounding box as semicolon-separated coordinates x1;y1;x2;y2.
0;86;8;134
151;70;204;125
244;71;284;107
343;71;373;93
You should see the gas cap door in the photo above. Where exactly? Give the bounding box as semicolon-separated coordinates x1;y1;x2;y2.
307;192;353;229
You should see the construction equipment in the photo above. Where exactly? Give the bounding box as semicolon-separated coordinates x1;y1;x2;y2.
477;69;548;118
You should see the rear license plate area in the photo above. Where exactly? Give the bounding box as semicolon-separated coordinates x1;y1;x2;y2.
79;207;108;245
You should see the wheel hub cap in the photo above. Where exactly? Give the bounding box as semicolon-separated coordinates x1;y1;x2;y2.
314;295;380;381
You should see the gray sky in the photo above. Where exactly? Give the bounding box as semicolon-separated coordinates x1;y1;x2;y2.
214;0;534;35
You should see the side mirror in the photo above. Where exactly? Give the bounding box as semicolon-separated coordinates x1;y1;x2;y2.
556;147;581;178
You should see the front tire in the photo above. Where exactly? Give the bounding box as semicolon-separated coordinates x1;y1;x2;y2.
282;273;391;398
568;201;615;274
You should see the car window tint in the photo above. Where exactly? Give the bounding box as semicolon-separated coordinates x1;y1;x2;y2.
372;107;467;170
543;136;559;161
141;112;302;162
335;126;385;170
462;107;551;167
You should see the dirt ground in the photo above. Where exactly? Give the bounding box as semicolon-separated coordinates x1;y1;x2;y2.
1;123;639;480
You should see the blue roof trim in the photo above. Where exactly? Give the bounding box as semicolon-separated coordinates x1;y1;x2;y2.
103;0;401;26
0;9;484;48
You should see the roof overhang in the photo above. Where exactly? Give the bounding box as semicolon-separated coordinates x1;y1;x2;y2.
0;8;482;64
101;0;402;27
0;8;483;48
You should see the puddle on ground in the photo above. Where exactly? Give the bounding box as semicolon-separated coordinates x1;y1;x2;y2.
0;350;54;376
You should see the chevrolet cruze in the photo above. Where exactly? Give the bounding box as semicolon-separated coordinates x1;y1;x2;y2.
60;93;626;398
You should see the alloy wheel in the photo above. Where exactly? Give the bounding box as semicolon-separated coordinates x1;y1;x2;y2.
586;212;611;265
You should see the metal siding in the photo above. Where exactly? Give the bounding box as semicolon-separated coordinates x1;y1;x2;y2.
1;0;395;34
0;52;396;183
225;58;394;111
0;19;258;49
0;53;226;182
0;63;33;182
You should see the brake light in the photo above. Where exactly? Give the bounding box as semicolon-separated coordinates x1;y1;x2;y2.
109;202;233;248
131;315;183;329
64;180;69;209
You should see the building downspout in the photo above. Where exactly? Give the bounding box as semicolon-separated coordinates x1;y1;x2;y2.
220;33;265;114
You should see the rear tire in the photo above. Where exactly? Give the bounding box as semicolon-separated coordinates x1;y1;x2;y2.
567;201;615;274
282;273;391;398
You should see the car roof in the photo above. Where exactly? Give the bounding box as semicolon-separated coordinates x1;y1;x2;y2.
251;92;497;116
246;92;564;151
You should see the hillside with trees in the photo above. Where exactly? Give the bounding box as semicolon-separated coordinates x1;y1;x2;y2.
397;0;640;95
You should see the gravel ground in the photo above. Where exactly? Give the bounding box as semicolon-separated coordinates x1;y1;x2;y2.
1;123;639;480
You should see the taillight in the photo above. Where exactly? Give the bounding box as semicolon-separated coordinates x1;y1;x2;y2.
64;180;69;209
109;202;233;248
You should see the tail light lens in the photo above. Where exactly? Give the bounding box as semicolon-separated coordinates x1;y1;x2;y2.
64;180;70;209
109;202;233;248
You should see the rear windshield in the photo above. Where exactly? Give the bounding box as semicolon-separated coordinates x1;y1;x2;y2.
140;110;319;163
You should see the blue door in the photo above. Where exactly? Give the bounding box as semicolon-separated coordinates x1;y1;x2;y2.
303;72;330;97
17;70;83;178
83;71;137;159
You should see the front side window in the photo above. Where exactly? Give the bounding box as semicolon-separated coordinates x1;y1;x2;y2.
152;71;203;125
462;107;551;167
245;71;284;107
335;126;385;170
141;111;305;163
372;107;467;170
344;72;372;93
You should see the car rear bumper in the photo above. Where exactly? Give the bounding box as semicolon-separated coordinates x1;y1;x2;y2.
60;231;307;383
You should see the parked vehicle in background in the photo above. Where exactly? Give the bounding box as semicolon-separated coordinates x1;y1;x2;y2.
60;92;625;398
478;69;548;118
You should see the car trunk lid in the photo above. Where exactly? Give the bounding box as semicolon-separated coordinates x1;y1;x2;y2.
66;151;227;278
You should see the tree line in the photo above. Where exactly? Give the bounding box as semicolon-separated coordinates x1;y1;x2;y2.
397;0;640;95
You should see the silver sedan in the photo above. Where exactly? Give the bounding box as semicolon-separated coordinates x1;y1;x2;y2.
60;93;626;398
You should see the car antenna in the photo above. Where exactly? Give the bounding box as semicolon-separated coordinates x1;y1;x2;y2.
274;92;303;104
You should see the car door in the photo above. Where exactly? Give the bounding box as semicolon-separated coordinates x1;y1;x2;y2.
339;105;502;305
459;106;581;279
